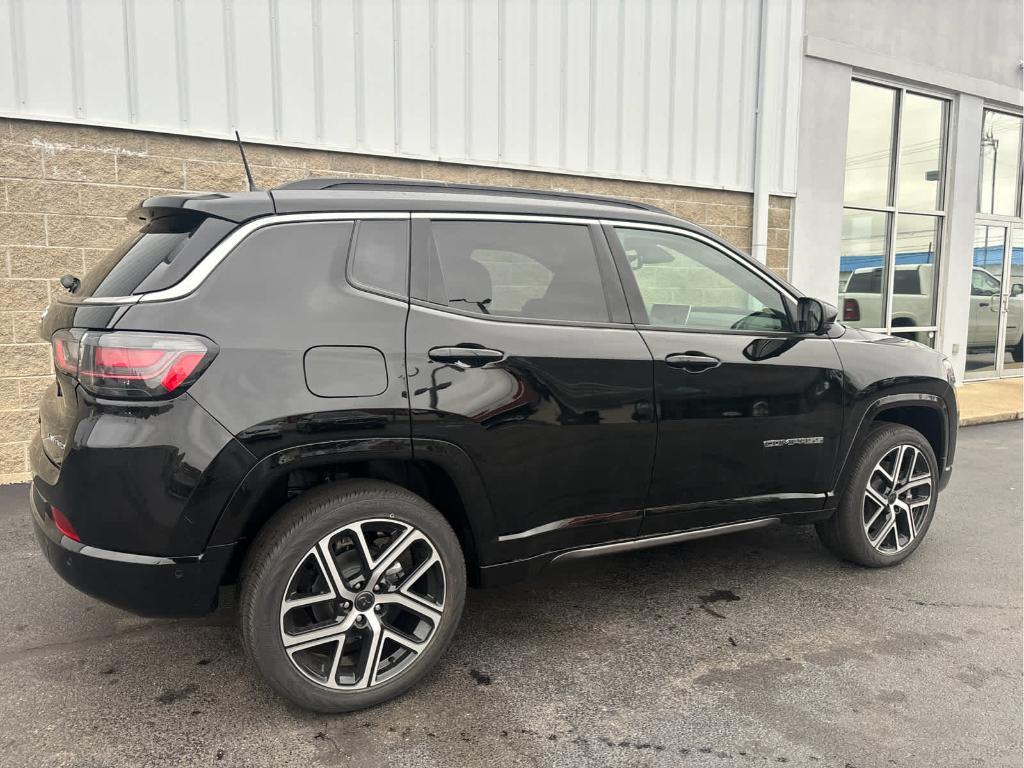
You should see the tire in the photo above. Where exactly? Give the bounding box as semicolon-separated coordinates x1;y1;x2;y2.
239;479;466;713
815;423;939;568
1012;337;1023;363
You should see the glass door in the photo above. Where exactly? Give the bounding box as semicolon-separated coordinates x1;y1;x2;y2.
966;223;1024;379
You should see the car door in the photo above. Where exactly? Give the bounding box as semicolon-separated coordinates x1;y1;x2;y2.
604;224;845;536
970;268;1002;346
406;215;656;564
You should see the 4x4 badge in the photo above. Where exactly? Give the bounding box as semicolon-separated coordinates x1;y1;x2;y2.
763;437;825;448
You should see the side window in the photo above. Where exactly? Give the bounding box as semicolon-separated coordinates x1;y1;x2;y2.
425;221;610;323
348;220;409;297
971;269;1000;296
613;228;792;332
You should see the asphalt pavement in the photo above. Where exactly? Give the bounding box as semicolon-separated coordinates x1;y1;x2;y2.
0;422;1021;767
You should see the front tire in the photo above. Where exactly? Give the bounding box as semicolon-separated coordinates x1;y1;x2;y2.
816;424;938;567
239;480;466;713
1012;337;1023;363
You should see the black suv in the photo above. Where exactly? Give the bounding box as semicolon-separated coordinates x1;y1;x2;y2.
31;180;958;712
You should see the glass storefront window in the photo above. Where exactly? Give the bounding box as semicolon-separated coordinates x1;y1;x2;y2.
839;209;889;328
891;214;941;328
965;225;1024;379
898;94;946;212
841;80;949;336
844;82;896;207
979;110;1023;217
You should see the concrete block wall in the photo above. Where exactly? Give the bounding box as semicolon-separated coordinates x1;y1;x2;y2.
0;117;792;483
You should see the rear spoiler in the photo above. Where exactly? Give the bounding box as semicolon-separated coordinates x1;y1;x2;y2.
129;191;275;225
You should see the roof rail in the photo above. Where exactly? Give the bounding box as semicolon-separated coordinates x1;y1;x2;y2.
273;177;670;215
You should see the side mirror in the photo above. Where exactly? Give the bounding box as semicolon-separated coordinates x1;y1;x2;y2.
1011;283;1024;297
796;297;837;334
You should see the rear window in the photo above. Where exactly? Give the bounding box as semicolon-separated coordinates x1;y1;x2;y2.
77;214;235;298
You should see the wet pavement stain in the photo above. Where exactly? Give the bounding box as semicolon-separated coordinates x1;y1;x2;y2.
698;588;741;618
155;684;197;704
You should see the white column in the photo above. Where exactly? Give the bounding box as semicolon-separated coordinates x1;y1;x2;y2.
789;57;852;303
938;94;984;382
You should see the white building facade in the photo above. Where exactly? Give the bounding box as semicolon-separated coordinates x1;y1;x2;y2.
0;0;1021;383
792;0;1024;381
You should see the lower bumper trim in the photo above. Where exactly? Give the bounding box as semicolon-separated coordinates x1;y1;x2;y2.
30;485;233;618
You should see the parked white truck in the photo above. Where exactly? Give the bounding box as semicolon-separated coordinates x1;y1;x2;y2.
839;264;1023;361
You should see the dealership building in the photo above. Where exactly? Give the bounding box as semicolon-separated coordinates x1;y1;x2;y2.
0;0;1021;481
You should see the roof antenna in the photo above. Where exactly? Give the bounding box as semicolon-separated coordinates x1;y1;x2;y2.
234;130;258;192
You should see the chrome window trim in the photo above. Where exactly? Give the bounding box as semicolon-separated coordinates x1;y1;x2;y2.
60;209;789;311
409;211;598;225
60;211;411;306
599;219;800;305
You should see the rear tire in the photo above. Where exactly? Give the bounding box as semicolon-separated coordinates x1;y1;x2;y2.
1012;337;1023;363
239;479;466;712
816;423;938;567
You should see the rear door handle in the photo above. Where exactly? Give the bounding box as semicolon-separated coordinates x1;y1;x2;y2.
428;346;505;367
664;352;721;373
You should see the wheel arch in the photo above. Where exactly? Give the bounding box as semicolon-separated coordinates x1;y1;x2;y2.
208;438;498;586
833;394;950;500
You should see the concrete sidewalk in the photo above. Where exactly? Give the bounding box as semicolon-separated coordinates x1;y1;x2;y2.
957;377;1024;426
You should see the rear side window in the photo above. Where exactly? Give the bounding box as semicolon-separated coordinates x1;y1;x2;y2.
348;220;410;297
79;214;234;298
892;269;921;294
424;221;610;323
845;270;882;293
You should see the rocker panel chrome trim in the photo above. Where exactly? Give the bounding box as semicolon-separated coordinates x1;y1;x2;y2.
549;517;780;563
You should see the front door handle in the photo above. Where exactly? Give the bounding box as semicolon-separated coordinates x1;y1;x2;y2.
428;346;505;367
665;352;721;373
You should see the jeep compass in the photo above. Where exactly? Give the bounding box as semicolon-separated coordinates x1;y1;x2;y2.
29;179;958;712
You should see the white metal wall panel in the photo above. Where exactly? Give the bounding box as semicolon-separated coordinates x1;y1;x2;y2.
182;0;229;136
21;0;74;119
0;0;803;194
319;0;358;150
77;0;130;123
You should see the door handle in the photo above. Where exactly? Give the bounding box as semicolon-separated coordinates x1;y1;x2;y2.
665;352;721;373
428;346;505;367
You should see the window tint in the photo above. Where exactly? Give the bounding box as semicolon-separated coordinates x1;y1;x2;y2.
79;213;231;298
426;221;610;323
845;269;883;294
892;269;921;295
348;220;409;297
614;228;791;332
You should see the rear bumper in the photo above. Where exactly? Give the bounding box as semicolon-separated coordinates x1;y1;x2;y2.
29;482;235;618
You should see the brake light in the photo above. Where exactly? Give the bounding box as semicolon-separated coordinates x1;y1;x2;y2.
50;330;216;399
842;298;860;321
52;331;80;376
50;506;80;541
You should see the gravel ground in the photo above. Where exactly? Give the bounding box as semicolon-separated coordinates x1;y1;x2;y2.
0;421;1021;768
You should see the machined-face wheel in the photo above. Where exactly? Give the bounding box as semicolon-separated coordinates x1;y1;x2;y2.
279;518;446;690
863;443;933;555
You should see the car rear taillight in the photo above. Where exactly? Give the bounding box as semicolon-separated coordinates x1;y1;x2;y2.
842;299;860;321
50;506;80;541
50;330;216;399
